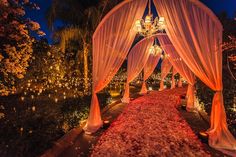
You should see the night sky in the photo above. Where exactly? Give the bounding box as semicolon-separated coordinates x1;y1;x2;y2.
26;0;236;43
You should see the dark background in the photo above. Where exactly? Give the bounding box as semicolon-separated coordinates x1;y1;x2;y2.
26;0;236;43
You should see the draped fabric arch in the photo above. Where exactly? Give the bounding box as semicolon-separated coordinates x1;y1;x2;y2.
158;34;196;111
84;0;148;134
154;0;236;151
88;0;236;152
122;37;154;103
159;58;172;91
178;76;183;87
171;68;178;89
140;52;161;94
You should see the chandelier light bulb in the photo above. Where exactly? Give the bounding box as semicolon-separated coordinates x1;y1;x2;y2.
134;0;165;37
149;44;162;56
149;46;155;55
145;15;152;26
135;20;142;32
161;54;164;59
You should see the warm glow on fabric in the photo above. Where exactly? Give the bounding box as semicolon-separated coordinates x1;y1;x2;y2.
84;0;148;134
122;37;154;103
154;0;236;152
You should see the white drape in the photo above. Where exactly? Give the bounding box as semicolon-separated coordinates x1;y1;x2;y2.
122;37;154;103
84;0;148;133
154;0;236;151
158;35;196;111
159;58;172;91
140;53;161;94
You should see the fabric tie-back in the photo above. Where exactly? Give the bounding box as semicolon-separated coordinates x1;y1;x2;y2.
84;0;148;134
154;0;236;151
122;37;154;103
171;68;178;89
140;52;161;94
158;35;196;111
159;58;172;91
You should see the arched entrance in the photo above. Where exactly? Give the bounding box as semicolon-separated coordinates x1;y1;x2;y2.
84;0;236;152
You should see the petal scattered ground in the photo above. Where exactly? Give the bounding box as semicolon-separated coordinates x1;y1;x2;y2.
91;88;211;157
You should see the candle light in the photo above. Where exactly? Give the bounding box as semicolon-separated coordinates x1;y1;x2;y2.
32;106;36;112
55;98;58;103
20;97;25;101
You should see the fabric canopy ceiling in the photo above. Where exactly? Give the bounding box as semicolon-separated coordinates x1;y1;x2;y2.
85;0;236;152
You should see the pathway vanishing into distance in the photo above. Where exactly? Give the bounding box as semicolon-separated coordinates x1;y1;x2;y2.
91;88;212;157
53;87;226;157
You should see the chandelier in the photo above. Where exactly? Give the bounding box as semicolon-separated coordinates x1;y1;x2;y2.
149;40;163;56
135;0;165;37
161;53;170;59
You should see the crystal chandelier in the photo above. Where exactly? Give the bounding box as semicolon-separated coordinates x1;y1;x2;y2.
149;39;163;56
161;53;170;59
135;0;165;37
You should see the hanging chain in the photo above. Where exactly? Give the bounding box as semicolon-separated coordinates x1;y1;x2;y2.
149;0;151;15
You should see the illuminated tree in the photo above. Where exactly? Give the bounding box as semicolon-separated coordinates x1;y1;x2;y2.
223;36;236;79
0;0;44;95
46;0;121;92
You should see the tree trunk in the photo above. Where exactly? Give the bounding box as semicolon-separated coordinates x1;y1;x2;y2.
83;42;89;92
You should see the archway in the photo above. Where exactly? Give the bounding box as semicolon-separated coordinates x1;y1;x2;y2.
84;0;236;152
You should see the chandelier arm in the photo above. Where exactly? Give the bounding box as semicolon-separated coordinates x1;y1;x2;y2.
154;17;159;26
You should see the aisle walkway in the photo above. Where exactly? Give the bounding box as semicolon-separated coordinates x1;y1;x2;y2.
91;88;211;157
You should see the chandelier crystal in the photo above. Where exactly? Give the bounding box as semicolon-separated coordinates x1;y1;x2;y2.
135;0;165;37
149;40;162;56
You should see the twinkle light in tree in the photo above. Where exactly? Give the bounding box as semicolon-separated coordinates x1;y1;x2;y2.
232;97;236;112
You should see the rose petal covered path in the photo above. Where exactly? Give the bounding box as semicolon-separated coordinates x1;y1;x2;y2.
91;88;211;157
